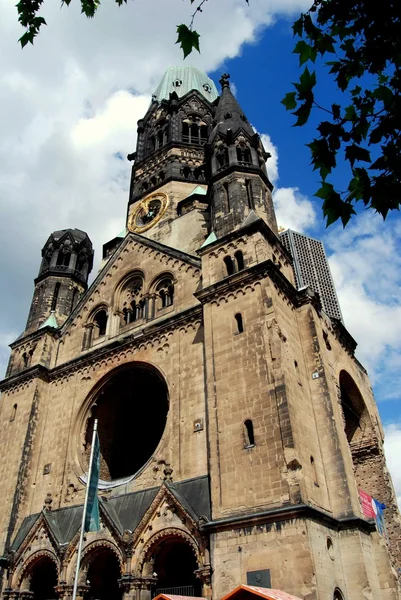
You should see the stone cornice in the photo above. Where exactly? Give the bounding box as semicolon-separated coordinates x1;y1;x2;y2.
9;326;60;350
197;216;293;264
200;503;375;535
0;305;203;392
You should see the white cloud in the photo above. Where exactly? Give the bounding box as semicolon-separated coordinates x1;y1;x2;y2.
384;424;401;508
260;133;279;185
324;214;401;395
273;187;317;232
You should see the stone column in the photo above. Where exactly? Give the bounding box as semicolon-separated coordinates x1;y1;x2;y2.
195;565;212;600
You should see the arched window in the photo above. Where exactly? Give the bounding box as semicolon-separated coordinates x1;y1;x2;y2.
93;310;108;338
224;256;234;276
120;275;145;327
182;117;208;144
237;144;252;164
223;182;230;212
182;166;192;179
244;419;255;447
156;278;175;310
51;282;60;311
234;250;244;271
333;589;344;600
235;313;244;334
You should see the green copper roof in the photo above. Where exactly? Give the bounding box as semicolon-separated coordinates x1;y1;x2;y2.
154;66;218;103
39;311;59;330
188;185;207;197
200;231;217;248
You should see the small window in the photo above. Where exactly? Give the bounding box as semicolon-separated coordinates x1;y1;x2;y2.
10;404;17;422
244;419;255;447
223;182;230;212
234;250;244;272
245;179;254;209
203;83;211;93
224;256;234;276
93;310;108;337
310;456;319;487
333;589;344;600
235;313;244;334
51;282;61;311
71;287;79;313
173;79;182;87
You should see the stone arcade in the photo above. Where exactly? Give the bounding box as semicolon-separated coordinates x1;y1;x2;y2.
0;66;400;600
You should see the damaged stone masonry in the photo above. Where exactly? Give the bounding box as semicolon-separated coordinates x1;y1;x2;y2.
0;66;400;600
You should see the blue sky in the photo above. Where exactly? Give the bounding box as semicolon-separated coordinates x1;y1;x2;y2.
0;0;400;499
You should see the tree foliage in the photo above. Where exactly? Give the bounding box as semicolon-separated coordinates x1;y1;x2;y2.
283;0;401;226
15;0;401;227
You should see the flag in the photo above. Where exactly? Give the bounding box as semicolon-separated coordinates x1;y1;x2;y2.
84;432;100;532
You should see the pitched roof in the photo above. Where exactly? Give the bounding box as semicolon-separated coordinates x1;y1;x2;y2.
11;475;211;550
221;585;303;600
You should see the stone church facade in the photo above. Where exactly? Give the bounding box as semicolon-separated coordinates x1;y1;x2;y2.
0;66;400;600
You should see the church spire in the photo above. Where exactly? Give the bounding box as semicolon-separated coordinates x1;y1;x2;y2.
208;73;278;238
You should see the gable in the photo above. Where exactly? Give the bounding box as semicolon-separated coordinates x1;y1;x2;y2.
57;232;201;363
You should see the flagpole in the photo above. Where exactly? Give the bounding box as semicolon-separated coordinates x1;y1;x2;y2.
72;419;98;600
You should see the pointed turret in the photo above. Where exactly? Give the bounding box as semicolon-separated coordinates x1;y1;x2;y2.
208;73;277;238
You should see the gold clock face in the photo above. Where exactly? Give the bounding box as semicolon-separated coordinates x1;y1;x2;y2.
128;192;169;233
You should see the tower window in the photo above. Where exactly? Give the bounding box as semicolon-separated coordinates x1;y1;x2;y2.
203;83;211;93
173;79;182;87
237;145;252;164
182;166;192;179
71;287;79;313
245;179;254;209
235;313;244;334
93;310;108;337
234;250;244;271
182;118;208;145
216;147;229;169
224;256;234;276
56;250;71;268
51;282;60;311
244;419;255;447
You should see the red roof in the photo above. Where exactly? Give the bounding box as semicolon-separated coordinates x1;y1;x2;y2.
221;584;303;600
153;595;205;600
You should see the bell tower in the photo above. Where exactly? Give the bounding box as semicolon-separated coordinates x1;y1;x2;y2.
208;73;277;238
25;228;93;334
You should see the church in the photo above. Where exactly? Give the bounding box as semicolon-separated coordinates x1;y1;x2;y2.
0;66;400;600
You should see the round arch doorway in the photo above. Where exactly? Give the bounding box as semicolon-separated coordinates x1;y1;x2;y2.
153;537;202;597
27;556;58;600
85;548;122;600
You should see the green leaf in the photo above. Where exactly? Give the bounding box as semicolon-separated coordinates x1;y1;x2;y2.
298;66;316;94
293;102;312;126
176;24;200;59
307;137;336;179
281;92;297;111
345;145;371;167
293;40;317;65
292;16;303;37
